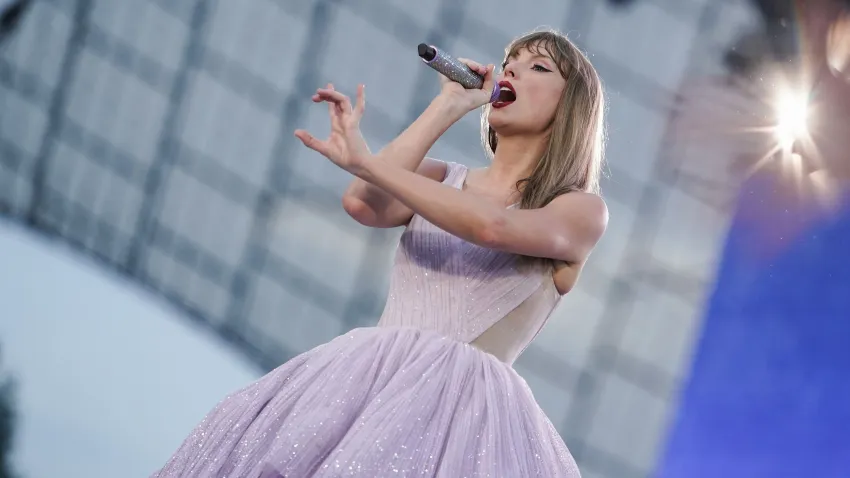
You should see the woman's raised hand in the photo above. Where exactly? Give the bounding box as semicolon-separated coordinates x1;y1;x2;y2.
436;58;497;113
294;83;372;176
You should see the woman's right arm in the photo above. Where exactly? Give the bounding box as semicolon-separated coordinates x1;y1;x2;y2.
342;99;454;228
341;58;494;228
342;157;446;228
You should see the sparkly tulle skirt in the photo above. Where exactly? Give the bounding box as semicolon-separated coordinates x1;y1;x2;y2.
152;326;580;477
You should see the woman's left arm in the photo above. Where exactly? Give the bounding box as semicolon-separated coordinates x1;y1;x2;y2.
360;160;608;264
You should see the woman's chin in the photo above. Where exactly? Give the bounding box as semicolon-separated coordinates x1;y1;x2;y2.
486;115;511;134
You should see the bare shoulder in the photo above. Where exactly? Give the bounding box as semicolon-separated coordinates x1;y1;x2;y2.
551;190;608;213
548;191;608;241
547;192;607;293
544;191;608;264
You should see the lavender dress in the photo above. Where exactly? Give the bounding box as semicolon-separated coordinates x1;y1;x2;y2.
153;162;581;477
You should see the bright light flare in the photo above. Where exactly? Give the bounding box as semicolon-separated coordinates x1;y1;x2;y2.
773;88;810;150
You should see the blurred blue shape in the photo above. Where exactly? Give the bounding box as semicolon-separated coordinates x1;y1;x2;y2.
656;174;850;478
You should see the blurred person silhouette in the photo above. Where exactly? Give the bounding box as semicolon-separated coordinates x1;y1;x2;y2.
701;0;849;180
796;0;850;178
154;28;607;478
664;0;850;259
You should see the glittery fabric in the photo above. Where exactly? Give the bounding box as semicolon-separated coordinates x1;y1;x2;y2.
152;162;580;477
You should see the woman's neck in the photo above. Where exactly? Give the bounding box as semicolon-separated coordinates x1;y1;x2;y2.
487;134;548;187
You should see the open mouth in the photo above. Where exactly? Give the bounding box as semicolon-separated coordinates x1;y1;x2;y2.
493;81;516;108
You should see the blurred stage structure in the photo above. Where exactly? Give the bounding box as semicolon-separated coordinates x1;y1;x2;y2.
0;0;763;476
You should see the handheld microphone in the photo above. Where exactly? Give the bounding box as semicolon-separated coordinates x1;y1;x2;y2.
417;43;500;103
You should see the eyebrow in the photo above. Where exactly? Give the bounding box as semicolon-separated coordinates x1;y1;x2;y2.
506;53;552;63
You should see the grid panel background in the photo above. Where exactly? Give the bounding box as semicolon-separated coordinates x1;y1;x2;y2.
0;0;758;475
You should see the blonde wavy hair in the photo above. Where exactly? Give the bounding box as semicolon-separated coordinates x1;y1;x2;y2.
481;29;607;208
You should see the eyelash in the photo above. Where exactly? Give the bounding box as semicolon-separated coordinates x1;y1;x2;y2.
500;62;551;72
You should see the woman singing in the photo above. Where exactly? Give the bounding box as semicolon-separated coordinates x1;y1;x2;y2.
155;28;608;477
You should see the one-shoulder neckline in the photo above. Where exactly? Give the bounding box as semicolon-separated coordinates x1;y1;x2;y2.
456;164;520;210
